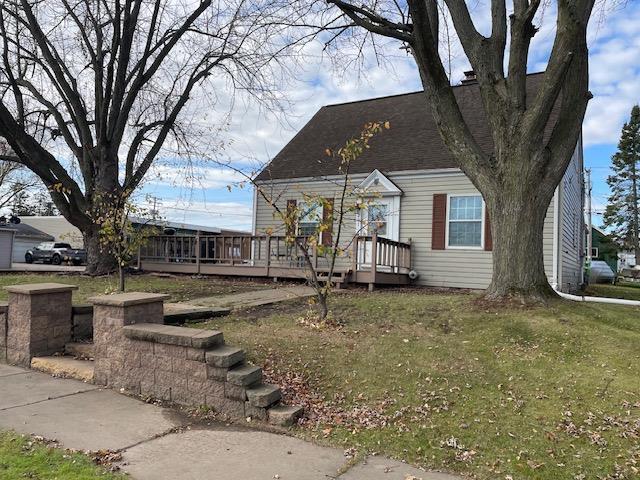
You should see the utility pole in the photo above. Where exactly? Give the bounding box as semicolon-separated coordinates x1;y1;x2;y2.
147;195;160;220
585;168;593;264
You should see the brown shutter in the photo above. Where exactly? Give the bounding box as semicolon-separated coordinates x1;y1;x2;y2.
432;194;447;250
286;199;297;237
484;205;492;251
322;198;334;246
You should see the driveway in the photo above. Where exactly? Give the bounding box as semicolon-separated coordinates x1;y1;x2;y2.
9;262;86;273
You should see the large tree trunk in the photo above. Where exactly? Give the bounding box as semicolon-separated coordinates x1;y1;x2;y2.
83;224;117;276
484;183;557;302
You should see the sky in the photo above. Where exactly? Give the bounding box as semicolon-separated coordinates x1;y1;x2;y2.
138;1;640;232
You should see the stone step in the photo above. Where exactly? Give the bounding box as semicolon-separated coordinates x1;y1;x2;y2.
123;323;223;349
65;342;94;359
246;383;282;408
227;364;262;387
268;405;304;427
163;303;230;325
205;345;245;368
31;356;94;383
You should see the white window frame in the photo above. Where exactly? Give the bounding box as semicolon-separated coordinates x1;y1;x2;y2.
296;201;324;240
355;196;400;241
445;193;485;250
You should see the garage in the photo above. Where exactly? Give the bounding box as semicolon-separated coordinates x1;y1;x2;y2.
0;228;15;269
0;223;54;264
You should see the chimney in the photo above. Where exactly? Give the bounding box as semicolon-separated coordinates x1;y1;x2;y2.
461;70;477;85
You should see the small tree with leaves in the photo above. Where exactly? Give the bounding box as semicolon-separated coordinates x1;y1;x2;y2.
89;190;158;292
254;121;388;320
604;105;640;264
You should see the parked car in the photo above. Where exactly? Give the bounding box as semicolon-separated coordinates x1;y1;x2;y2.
25;242;87;266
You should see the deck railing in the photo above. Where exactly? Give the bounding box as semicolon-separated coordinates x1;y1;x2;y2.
139;233;411;277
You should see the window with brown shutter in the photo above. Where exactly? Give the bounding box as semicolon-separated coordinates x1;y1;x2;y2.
286;199;297;237
432;193;447;250
322;198;334;246
484;205;492;251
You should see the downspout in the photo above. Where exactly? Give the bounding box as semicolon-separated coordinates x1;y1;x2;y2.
553;285;640;306
551;186;561;290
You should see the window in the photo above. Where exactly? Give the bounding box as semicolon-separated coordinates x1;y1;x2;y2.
447;195;483;248
367;204;388;236
297;201;323;237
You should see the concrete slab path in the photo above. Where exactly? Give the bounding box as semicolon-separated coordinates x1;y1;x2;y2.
0;363;461;480
186;285;318;310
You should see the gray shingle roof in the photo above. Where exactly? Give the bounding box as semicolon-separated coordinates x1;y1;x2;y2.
0;221;54;240
256;72;553;181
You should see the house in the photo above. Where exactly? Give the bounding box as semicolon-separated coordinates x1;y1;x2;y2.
21;215;240;249
591;226;618;273
2;222;55;263
0;228;14;269
250;72;585;292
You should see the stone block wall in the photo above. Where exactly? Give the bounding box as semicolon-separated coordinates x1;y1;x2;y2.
89;292;302;425
118;323;288;422
71;305;93;341
90;292;166;386
5;284;76;367
0;303;7;362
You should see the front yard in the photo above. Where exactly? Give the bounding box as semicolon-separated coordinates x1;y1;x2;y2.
1;273;638;479
0;272;267;304
194;289;640;480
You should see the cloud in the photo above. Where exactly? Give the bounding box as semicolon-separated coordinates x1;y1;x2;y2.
139;196;254;231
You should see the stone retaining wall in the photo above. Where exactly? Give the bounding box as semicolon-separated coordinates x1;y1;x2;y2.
5;284;76;366
0;303;7;362
71;305;93;341
89;292;301;425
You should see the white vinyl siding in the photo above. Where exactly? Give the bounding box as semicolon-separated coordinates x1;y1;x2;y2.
557;140;585;293
255;169;558;289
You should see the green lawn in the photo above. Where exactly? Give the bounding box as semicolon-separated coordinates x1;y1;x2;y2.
0;272;267;304
193;289;640;480
586;281;640;302
0;431;125;479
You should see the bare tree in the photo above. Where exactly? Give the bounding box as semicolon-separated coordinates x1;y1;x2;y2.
0;0;303;274
319;0;597;302
0;141;39;211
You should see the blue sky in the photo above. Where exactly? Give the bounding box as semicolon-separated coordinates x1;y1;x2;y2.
139;2;640;232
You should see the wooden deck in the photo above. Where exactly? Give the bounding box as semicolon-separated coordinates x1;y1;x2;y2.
138;234;412;287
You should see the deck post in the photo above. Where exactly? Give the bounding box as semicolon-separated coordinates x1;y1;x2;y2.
351;237;358;276
371;234;378;287
407;238;412;272
195;232;201;274
312;242;318;269
266;236;271;277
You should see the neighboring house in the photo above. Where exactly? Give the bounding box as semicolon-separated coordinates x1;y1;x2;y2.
21;216;84;248
0;228;15;269
252;73;585;292
591;226;618;273
3;223;55;263
21;215;239;249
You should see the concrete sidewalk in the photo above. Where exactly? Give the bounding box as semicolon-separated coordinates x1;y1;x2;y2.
186;285;318;310
0;363;460;480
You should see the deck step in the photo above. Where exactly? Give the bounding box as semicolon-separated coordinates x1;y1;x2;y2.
205;345;245;368
65;342;94;359
227;364;262;386
268;405;304;427
246;383;282;408
31;356;94;383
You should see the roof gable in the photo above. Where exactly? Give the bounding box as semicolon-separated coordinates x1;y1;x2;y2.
357;169;402;196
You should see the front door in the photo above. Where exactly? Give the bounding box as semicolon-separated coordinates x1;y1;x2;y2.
358;200;393;267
